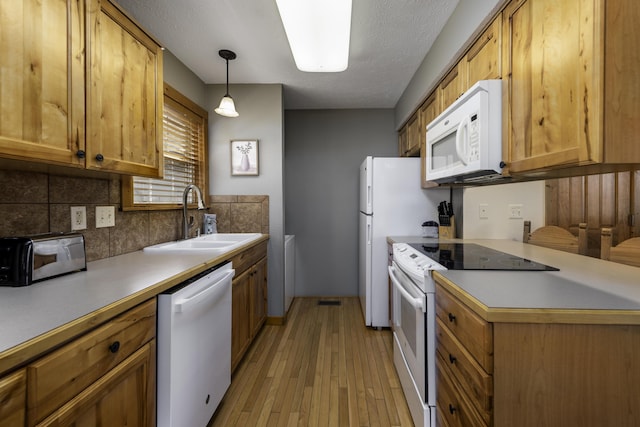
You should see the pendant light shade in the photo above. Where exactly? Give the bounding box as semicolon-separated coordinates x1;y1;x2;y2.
215;49;239;118
215;95;238;118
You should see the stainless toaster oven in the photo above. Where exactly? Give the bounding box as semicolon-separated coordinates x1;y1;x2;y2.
0;233;87;286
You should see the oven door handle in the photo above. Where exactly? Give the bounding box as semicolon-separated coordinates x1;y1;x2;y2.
388;265;426;313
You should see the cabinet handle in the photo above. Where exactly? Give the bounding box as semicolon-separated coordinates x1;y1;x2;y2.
109;341;121;353
449;404;457;415
499;160;506;169
95;153;104;162
76;150;86;159
449;354;457;364
448;313;456;322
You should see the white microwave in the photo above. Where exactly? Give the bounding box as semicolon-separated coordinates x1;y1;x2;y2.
425;79;504;184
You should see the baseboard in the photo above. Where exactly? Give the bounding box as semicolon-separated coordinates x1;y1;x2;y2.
266;315;286;325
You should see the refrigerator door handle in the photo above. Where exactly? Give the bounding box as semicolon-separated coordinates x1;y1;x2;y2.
367;220;372;245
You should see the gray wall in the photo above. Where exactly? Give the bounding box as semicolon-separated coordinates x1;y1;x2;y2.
208;84;286;317
395;0;505;128
162;53;287;318
284;109;396;297
163;50;207;109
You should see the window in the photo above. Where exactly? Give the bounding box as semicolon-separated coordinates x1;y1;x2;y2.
123;84;208;210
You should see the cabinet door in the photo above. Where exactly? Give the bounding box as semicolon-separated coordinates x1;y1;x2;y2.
86;0;163;177
0;370;26;427
466;14;502;85
36;341;156;427
397;124;408;156
0;0;85;167
231;269;252;372
404;113;421;157
250;257;268;338
439;62;467;111
419;93;440;188
26;299;156;425
502;0;601;174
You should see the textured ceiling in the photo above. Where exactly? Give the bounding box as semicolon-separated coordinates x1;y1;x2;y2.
115;0;459;110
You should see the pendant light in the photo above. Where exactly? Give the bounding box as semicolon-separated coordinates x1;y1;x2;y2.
215;49;239;117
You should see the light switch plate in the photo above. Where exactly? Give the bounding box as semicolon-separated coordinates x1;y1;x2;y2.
96;206;116;228
71;206;87;230
508;203;523;219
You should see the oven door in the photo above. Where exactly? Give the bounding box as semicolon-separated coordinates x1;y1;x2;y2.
389;261;426;401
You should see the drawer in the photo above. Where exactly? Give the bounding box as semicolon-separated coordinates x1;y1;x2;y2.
436;283;493;373
436;354;488;427
27;299;156;426
0;369;26;427
230;240;267;274
436;316;492;424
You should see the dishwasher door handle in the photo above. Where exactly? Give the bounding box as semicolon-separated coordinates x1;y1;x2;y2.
174;269;235;313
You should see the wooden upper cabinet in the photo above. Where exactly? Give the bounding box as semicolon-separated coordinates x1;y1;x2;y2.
466;13;502;85
0;0;85;167
406;113;421;157
0;0;163;178
397;125;407;156
86;0;164;177
439;62;467;112
502;0;640;176
419;93;440;188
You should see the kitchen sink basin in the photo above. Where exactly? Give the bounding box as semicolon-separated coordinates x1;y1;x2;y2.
144;233;262;254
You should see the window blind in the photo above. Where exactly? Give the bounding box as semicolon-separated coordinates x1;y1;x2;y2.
132;96;206;205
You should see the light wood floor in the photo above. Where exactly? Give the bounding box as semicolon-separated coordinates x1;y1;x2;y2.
209;297;414;426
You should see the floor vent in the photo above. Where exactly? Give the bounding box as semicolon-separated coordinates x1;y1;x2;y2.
317;300;341;306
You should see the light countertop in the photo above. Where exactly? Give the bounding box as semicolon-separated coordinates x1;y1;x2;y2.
0;235;269;375
388;236;640;324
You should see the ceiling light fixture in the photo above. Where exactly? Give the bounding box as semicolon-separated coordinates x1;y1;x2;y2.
275;0;352;72
215;49;239;118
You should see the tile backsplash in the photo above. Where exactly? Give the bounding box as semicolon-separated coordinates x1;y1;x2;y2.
0;169;269;262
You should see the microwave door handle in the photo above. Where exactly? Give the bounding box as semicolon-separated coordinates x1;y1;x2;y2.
455;115;470;166
388;265;426;312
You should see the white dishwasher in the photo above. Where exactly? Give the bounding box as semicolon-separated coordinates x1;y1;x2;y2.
157;261;234;427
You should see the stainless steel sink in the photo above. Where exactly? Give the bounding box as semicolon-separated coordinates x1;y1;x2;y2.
144;233;262;254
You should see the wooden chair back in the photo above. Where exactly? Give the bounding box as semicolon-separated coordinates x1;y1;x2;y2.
523;221;588;255
601;228;640;267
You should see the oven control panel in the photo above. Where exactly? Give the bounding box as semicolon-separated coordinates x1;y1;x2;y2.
392;243;446;293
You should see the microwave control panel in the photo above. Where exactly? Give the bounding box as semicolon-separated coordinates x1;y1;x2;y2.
468;113;480;162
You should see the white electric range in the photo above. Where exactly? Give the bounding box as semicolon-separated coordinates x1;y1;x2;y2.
389;241;557;427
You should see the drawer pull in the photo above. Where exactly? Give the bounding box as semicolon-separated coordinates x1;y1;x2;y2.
95;153;104;162
449;354;457;364
449;404;457;414
448;312;456;322
108;341;121;353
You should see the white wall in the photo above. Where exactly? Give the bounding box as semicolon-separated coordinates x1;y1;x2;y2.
462;181;545;240
208;84;285;317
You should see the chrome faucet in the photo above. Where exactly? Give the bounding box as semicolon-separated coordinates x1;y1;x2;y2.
182;184;206;240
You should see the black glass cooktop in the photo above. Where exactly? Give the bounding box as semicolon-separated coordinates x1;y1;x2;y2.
409;243;559;271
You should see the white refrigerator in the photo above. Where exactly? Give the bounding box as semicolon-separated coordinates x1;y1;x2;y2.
359;156;447;327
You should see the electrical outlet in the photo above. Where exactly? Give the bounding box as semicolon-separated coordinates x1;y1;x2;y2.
479;203;489;219
509;203;523;219
96;206;116;228
70;206;87;230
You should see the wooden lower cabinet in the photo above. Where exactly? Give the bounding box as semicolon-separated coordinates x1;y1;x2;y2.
26;299;157;427
436;280;640;427
435;283;492;427
231;241;268;372
250;257;268;338
0;370;26;427
231;268;252;371
35;341;156;427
